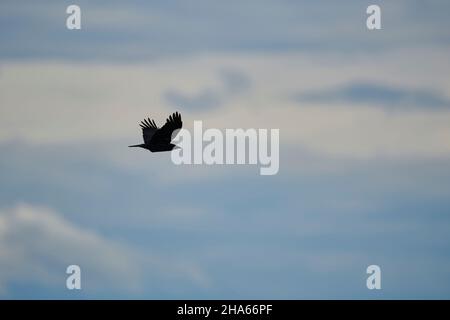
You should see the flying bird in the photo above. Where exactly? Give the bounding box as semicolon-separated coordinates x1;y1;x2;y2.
129;112;182;152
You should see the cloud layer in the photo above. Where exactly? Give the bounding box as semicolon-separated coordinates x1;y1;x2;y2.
1;50;450;163
296;82;450;109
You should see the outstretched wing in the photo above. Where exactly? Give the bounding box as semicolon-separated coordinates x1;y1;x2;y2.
151;112;182;145
139;117;159;144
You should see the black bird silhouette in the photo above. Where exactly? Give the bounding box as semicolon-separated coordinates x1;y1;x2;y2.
129;112;182;152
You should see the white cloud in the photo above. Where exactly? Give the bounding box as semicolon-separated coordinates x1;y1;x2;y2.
0;204;208;296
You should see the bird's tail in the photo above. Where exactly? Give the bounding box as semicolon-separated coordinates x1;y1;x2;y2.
128;144;143;147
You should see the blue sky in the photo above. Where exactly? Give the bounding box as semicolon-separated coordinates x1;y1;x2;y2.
1;0;450;299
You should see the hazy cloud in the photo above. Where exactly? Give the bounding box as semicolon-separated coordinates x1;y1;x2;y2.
2;0;450;61
0;204;208;297
2;56;450;162
296;82;450;109
220;69;251;95
164;69;251;111
164;88;222;111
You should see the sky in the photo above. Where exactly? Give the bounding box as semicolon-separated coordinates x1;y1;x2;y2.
1;0;450;299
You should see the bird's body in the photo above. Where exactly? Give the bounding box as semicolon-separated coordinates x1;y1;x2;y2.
129;112;182;152
128;143;178;152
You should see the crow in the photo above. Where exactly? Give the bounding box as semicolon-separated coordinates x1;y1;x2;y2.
129;112;182;152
